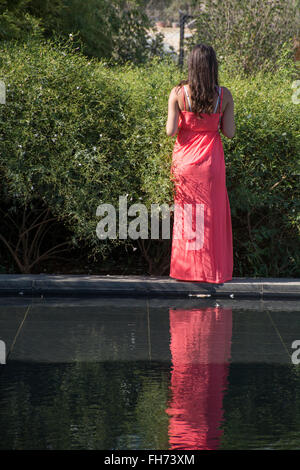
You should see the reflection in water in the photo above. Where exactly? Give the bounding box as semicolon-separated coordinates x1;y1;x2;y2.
166;306;232;450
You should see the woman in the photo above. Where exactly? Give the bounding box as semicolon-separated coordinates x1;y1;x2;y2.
166;44;235;283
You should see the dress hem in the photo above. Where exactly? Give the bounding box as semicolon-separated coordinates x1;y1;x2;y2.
169;274;233;284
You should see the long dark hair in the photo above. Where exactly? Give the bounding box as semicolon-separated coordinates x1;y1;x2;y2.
176;44;219;118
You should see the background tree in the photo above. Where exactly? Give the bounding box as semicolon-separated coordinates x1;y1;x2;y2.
0;0;42;39
187;0;300;74
0;0;166;65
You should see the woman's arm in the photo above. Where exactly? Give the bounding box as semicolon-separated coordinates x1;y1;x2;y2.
166;87;180;137
220;87;235;139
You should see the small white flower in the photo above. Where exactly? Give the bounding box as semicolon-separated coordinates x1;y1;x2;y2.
78;163;82;166
76;86;80;90
282;132;287;136
18;144;22;148
132;247;137;251
93;146;97;151
99;134;102;138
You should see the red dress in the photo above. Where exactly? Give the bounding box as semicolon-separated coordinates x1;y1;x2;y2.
169;85;233;283
165;306;232;450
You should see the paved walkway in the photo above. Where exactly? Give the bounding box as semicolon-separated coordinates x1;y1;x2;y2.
0;274;299;299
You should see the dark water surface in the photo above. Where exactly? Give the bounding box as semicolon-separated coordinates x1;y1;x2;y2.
0;297;300;450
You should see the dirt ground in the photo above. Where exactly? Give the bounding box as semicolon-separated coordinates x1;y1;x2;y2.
148;26;196;53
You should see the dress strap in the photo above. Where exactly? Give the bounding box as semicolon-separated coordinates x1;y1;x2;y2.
213;86;220;114
219;86;223;113
183;85;192;112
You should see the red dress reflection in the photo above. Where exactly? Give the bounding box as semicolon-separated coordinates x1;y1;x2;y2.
165;306;232;450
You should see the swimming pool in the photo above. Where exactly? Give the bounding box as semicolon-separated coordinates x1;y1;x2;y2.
0;297;300;450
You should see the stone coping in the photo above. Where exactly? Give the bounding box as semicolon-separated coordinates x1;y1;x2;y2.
0;274;299;299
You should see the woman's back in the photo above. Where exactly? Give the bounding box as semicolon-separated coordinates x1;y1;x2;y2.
178;84;224;114
167;83;235;139
177;84;224;134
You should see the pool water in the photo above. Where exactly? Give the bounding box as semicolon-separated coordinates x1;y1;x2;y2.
0;297;300;450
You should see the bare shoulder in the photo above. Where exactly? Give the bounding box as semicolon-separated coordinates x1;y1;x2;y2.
168;86;179;99
172;85;182;97
221;86;234;102
220;86;234;113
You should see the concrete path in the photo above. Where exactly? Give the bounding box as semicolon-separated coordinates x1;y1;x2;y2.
0;274;299;299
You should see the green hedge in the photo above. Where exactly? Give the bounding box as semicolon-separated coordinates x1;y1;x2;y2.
0;38;299;276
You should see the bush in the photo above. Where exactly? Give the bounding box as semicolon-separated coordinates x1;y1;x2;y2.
220;63;300;276
0;37;141;272
0;37;299;276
